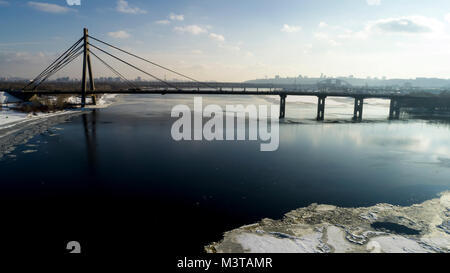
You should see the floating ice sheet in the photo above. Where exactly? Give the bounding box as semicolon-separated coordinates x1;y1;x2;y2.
206;192;450;253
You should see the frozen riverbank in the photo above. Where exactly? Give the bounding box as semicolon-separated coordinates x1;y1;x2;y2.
0;92;119;159
0;92;119;129
206;192;450;253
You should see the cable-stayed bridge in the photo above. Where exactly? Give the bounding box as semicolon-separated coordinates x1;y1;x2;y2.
4;28;449;121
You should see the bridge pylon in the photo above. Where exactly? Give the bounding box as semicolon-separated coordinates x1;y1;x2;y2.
81;28;96;107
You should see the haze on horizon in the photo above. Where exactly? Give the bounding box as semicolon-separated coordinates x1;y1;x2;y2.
2;0;450;82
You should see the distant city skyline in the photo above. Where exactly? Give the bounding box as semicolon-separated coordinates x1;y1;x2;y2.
5;74;450;90
2;0;450;81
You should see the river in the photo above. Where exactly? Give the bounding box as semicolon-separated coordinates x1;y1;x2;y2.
0;94;449;254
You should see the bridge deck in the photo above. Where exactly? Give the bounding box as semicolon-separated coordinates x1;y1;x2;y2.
3;81;446;100
4;89;430;100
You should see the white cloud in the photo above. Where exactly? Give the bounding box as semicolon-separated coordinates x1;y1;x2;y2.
66;0;80;6
368;16;444;34
156;20;171;25
209;33;225;42
366;0;381;5
314;32;340;46
174;25;207;35
116;0;146;14
0;0;9;6
156;13;184;26
319;22;328;28
28;2;71;13
281;24;302;33
169;13;184;21
108;30;131;39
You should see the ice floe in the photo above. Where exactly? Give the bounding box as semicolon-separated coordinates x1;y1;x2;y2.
206;192;450;253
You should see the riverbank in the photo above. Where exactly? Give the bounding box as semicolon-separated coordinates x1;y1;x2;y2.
206;191;450;253
0;92;119;129
0;92;119;159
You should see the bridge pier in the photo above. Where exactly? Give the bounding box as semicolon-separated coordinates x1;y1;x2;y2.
279;94;287;119
353;97;364;121
317;96;326;121
389;98;401;119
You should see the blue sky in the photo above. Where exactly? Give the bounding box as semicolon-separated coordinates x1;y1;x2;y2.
2;0;450;81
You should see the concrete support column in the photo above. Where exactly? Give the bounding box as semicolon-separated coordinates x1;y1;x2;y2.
81;28;88;107
279;94;287;119
353;97;364;121
81;28;96;107
317;96;326;121
389;98;400;119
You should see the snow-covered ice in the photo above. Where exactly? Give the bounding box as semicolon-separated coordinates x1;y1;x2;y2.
206;192;450;253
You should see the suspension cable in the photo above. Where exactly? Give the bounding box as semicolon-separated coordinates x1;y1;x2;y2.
88;43;179;89
25;38;83;89
32;50;84;90
90;50;140;90
31;44;84;87
32;46;83;90
24;37;83;90
24;33;216;92
88;35;215;89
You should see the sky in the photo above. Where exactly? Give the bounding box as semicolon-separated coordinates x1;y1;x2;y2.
2;0;450;81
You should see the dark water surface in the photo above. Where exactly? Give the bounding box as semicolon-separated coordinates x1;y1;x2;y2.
1;94;449;255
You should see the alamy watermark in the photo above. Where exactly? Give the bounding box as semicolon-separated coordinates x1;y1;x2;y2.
171;97;279;152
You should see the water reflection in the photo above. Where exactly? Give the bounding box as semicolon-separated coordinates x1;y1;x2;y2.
82;110;97;176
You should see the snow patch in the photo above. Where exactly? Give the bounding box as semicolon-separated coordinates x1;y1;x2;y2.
235;232;323;253
369;236;429;253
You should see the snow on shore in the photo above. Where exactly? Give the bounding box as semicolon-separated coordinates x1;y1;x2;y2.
0;92;120;159
0;92;118;129
64;93;119;108
0;109;80;130
206;192;450;253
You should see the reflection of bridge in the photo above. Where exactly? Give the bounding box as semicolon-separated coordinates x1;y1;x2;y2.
5;29;448;121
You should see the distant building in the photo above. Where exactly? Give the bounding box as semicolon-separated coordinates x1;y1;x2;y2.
56;77;70;82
